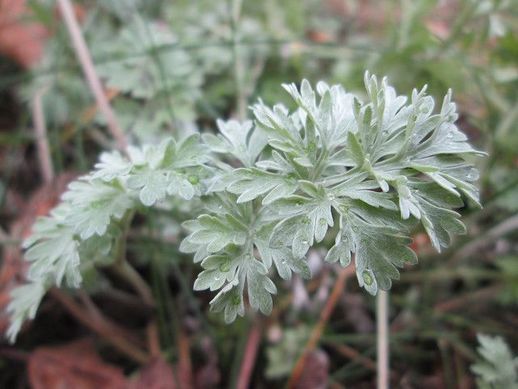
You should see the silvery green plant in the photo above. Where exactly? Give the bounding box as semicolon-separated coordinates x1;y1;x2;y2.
6;73;482;341
471;334;518;388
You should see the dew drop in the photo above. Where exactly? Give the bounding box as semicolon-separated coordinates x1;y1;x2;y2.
362;270;373;286
446;131;454;139
301;240;309;246
231;294;241;306
219;261;231;272
214;275;221;282
328;194;335;201
188;175;199;185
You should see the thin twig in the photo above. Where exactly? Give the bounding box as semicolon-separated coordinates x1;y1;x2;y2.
32;88;54;184
114;260;154;306
433;285;502;313
146;321;161;358
451;214;518;264
112;212;160;357
287;265;355;388
230;0;246;120
78;290;104;322
237;319;262;389
177;325;194;389
77;290;146;348
377;290;389;389
50;288;149;364
56;0;127;151
328;343;377;372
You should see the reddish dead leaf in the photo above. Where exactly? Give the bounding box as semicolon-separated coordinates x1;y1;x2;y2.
129;357;177;389
409;232;431;254
0;173;76;336
0;0;49;68
293;349;329;389
0;0;86;68
28;339;126;389
194;336;220;389
306;30;334;44
425;19;450;40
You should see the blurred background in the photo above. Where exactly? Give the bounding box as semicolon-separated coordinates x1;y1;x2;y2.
0;0;517;387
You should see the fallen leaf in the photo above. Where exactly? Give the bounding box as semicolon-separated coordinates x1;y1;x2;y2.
28;339;126;389
0;0;48;68
294;349;329;389
0;0;86;68
129;357;177;389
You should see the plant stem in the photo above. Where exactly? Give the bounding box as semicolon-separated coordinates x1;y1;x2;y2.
114;260;154;306
112;211;160;357
450;213;518;264
377;290;389;389
237;318;262;389
230;0;246;120
32;88;54;184
50;288;149;364
56;0;127;151
287;265;355;388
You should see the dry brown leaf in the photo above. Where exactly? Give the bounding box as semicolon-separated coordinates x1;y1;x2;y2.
28;339;126;389
294;349;329;389
194;336;220;389
0;0;86;68
0;0;48;68
129;357;177;389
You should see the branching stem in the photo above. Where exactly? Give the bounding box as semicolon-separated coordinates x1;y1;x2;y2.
287;265;355;388
50;288;149;364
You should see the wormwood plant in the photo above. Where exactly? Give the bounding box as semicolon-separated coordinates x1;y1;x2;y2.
6;73;483;341
471;334;518;388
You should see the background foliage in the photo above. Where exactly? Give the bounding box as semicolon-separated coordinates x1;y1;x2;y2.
0;0;517;387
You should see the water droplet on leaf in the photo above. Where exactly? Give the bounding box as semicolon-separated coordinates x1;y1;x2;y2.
231;294;241;306
219;261;231;272
188;175;199;185
362;270;373;286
